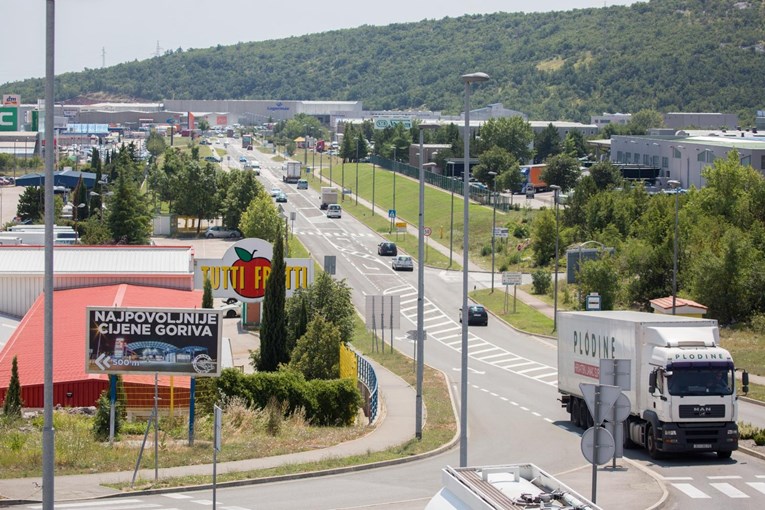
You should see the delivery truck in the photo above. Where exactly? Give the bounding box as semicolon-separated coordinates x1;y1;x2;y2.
283;161;302;183
320;186;339;210
517;164;547;193
557;311;746;459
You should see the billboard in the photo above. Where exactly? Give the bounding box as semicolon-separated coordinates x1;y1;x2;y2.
373;116;412;130
85;307;223;376
194;238;313;303
0;107;18;131
2;94;21;106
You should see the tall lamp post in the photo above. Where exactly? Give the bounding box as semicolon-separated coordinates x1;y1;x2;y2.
488;171;498;292
459;71;489;467
392;144;398;212
668;179;681;315
416;122;438;439
303;125;308;167
355;138;359;206
550;185;561;332
448;161;455;267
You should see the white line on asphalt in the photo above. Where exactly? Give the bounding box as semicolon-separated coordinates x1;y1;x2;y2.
475;352;515;360
707;476;742;480
163;494;193;498
516;366;552;375
544;418;554;423
498;361;536;369
747;482;765;495
710;483;749;498
470;347;502;356
520;406;529;411
534;372;559;380
25;501;152;509
662;477;693;480
671;483;710;498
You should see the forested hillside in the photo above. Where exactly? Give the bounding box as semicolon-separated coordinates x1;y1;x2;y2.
3;0;765;123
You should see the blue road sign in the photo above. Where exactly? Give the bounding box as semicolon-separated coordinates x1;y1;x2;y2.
388;209;396;218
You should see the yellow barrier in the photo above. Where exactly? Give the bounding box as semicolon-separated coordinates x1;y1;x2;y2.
339;343;358;380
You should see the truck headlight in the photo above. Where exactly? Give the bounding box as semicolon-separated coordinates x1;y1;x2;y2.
664;430;677;436
728;429;738;435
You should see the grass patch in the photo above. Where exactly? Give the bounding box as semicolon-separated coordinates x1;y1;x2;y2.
470;288;554;336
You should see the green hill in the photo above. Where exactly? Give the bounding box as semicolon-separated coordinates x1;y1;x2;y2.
3;0;765;123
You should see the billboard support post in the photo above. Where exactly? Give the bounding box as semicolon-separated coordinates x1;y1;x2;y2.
154;373;159;482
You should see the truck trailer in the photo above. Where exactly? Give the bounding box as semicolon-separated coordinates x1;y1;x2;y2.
283;161;302;183
320;186;338;210
557;311;744;459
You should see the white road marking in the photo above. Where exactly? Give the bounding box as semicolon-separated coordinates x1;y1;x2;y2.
516;366;552;375
708;476;742;480
163;494;194;499
25;501;156;509
747;482;765;494
672;483;711;498
710;483;749;498
662;477;693;481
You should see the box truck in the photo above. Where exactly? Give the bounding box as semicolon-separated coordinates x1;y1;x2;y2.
517;164;547;193
283;161;302;183
320;187;338;210
557;311;744;459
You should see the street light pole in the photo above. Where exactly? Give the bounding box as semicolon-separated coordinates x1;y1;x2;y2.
489;171;497;292
355;138;359;206
550;185;561;332
459;71;489;468
669;179;681;315
448;161;455;267
392;145;397;213
304;125;308;167
416;123;438;439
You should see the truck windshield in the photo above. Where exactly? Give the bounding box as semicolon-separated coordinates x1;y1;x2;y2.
666;367;733;396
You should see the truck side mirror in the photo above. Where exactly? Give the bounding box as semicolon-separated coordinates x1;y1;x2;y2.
648;371;657;394
742;370;749;395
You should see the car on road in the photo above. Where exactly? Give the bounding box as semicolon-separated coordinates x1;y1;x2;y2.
377;242;397;256
391;255;414;271
459;305;488;326
275;192;288;203
205;226;241;239
296;179;308;190
326;203;342;218
239;156;247;163
270;186;282;197
218;301;241;318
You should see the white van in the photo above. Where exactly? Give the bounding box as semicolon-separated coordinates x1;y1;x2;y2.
326;204;342;219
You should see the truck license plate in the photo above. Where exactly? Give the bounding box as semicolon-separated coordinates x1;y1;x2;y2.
694;444;712;449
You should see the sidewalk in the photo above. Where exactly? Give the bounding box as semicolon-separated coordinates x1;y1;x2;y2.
0;358;419;505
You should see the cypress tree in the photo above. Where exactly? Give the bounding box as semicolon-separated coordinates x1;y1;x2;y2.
258;226;288;371
2;356;23;418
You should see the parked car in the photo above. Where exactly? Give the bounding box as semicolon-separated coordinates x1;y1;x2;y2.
326;203;342;218
392;255;414;271
270;186;282;197
377;242;397;256
205;226;241;239
459;305;488;326
218;301;241;318
275;192;288;203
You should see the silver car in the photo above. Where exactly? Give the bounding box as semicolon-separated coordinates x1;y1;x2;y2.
205;226;241;239
391;255;414;271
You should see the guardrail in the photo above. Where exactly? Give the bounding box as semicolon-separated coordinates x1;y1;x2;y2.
356;352;379;424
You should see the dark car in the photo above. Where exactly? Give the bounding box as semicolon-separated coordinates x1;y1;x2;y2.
460;305;488;326
275;192;288;203
377;242;397;256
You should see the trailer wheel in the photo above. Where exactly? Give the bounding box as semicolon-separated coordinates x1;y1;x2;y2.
716;450;732;459
647;425;662;459
623;419;637;449
585;407;594;429
578;399;590;429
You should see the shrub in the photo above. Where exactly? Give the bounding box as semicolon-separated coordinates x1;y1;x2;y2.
513;223;529;238
739;422;761;439
749;313;765;334
755;432;765;446
92;390;123;441
480;244;492;256
531;269;551;295
2;356;23;419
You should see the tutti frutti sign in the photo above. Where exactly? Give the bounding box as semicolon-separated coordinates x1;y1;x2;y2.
194;238;313;302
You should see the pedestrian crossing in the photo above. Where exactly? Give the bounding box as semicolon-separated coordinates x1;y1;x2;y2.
667;475;765;500
25;494;253;509
383;284;558;386
295;228;377;239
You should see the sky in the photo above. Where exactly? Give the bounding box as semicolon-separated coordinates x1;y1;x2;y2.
1;0;640;85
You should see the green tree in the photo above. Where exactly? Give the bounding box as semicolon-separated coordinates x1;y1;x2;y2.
72;176;90;221
239;191;281;242
534;123;561;163
2;355;22;418
258;224;288;372
541;154;581;191
202;275;213;309
107;164;152;244
197;118;210;132
145;129;167;159
79;216;113;245
577;255;619;310
563;131;587;158
16;186;44;222
627;109;664;134
589;161;623;190
289;316;342;380
472;146;517;186
284;290;310;354
478;117;534;163
174;160;219;234
531;208;557;267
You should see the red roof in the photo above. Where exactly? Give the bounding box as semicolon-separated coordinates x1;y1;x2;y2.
0;284;204;390
650;297;708;312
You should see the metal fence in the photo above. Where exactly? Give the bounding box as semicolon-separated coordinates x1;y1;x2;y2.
356;351;379;424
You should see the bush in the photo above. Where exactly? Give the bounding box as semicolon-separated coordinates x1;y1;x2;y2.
480;245;492;257
755;432;765;446
749;313;765;334
531;269;551;295
739;422;762;439
513;223;529;238
92;390;123;441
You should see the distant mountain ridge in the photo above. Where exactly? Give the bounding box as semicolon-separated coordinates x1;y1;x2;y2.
3;0;765;123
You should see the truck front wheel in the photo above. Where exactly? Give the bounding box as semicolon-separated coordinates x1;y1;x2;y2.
647;425;662;459
571;398;582;428
717;450;733;459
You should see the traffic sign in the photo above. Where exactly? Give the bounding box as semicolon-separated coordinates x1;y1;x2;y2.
580;383;621;425
493;227;509;238
502;272;522;286
388;209;396;218
581;426;615;465
423;226;432;237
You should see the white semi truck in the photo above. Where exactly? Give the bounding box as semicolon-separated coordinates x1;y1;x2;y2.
320;186;339;210
283;161;302;183
557;311;746;459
